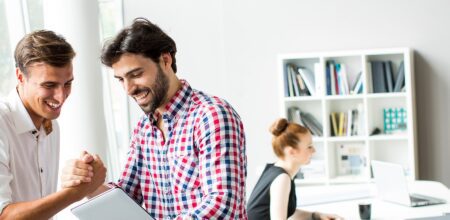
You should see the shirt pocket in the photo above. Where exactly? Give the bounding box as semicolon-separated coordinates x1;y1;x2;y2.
169;154;201;194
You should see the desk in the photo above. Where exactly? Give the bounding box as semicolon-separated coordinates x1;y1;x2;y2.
298;181;450;219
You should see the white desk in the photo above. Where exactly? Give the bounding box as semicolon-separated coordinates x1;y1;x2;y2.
298;181;450;219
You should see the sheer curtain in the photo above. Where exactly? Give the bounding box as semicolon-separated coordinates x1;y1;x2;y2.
98;0;128;182
0;0;19;97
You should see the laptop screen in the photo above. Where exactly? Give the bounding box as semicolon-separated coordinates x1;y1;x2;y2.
371;160;411;205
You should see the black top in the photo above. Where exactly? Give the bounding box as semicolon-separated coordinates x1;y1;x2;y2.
247;163;297;220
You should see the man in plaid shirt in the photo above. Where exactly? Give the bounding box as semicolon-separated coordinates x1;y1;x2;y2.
61;18;247;219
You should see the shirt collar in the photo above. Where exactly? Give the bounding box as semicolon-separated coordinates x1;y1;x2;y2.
149;80;192;123
8;89;53;135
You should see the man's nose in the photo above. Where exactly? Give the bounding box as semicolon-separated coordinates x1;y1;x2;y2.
124;79;135;95
54;87;65;102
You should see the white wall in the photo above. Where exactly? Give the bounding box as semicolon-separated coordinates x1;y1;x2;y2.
123;0;450;194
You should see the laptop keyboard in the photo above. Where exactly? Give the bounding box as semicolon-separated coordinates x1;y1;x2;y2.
410;196;428;203
410;193;445;206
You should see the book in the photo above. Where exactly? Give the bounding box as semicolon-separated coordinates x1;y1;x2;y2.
326;63;332;95
295;73;310;96
366;62;373;93
335;63;343;95
332;62;339;95
288;65;300;96
298;67;316;96
327;61;337;95
337;144;366;175
338;112;345;136
351;71;363;94
314;63;324;96
371;61;387;93
283;64;289;97
351;109;359;136
331;112;338;137
288;107;304;126
286;64;294;96
347;109;353;136
384;61;394;92
301;112;323;136
337;64;350;95
394;61;405;92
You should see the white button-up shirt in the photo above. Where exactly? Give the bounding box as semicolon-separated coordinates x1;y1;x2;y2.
0;90;60;215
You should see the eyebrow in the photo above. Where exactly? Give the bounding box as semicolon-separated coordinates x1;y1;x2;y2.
41;78;74;85
114;67;142;79
66;78;74;83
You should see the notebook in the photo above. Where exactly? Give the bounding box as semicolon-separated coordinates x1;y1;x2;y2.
371;160;446;207
71;187;154;220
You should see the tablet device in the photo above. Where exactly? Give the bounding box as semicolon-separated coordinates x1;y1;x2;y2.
71;187;154;220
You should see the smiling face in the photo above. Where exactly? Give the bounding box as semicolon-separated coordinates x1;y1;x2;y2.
18;62;73;128
112;53;169;114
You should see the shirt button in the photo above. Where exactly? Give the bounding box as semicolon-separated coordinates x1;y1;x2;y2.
40;168;43;173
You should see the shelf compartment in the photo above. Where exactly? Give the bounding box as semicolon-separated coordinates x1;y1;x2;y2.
326;99;365;137
324;55;363;96
328;141;369;181
285;100;324;137
369;140;413;178
366;53;406;94
366;97;407;135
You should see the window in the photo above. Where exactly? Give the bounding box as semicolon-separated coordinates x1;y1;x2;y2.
98;0;128;180
0;0;15;97
25;0;44;31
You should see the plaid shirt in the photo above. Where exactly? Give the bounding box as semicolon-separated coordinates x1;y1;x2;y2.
117;80;247;219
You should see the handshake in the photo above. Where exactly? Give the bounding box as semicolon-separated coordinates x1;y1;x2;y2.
60;151;108;199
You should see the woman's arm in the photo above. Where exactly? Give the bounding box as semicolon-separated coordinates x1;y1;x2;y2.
270;173;292;220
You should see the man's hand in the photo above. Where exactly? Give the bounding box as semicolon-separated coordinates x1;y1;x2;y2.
60;151;107;197
61;151;95;188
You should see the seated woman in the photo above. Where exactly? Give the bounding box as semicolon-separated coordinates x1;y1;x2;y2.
247;118;343;220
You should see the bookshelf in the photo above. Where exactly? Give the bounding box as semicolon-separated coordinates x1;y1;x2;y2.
278;48;417;185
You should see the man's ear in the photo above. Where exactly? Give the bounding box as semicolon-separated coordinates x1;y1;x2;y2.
160;53;172;70
16;67;25;83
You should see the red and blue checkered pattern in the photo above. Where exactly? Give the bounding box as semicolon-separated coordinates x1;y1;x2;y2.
117;80;247;219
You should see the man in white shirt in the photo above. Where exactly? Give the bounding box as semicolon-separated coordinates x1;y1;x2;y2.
0;30;106;219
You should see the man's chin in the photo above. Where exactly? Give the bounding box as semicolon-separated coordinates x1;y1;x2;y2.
140;105;154;114
43;113;60;121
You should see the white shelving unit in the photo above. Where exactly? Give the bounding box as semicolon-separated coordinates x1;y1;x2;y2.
278;48;417;185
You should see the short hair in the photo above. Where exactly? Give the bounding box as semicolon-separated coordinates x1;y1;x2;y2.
269;118;309;158
14;30;75;74
101;17;177;72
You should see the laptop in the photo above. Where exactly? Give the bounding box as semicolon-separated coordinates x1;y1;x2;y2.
71;187;154;220
371;160;446;207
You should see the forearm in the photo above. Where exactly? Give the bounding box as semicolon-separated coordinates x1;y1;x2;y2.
0;188;82;220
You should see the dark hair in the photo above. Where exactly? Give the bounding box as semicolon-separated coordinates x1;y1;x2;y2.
269;118;309;157
101;17;177;72
14;30;75;74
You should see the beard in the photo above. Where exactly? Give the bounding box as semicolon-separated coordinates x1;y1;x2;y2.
134;66;169;114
